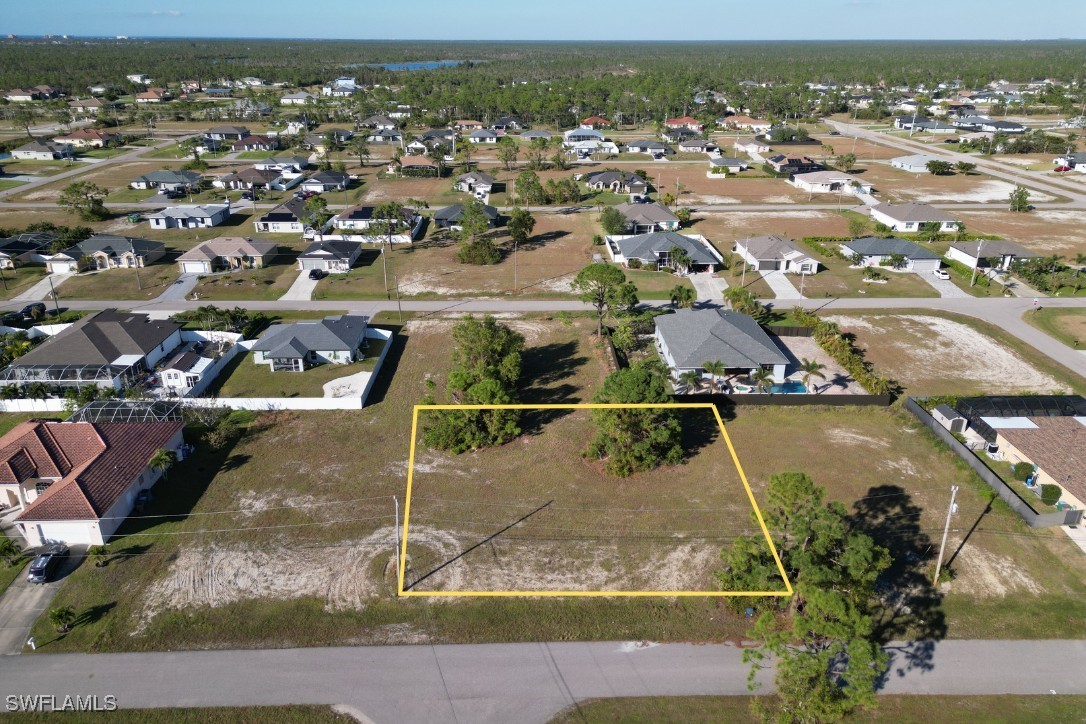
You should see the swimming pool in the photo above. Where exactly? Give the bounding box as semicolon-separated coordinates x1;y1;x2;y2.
769;381;808;394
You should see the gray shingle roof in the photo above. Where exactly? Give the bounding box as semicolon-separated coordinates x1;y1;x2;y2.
64;235;164;258
252;316;368;358
434;204;499;223
736;235;803;260
613;231;718;266
614;201;680;226
872;202;958;224
843;237;940;259
12;310;181;368
655;309;788;369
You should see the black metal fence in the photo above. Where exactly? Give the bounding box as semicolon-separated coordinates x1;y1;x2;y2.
905;397;1084;528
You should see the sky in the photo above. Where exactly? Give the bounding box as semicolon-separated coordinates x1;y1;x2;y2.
3;0;1084;41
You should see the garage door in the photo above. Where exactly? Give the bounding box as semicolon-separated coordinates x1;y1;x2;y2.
298;258;324;270
181;262;207;274
49;262;77;274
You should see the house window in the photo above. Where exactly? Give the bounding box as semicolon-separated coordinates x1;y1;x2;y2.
35;481;52;495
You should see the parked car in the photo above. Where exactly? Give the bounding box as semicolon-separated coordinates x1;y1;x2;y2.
308;269;327;280
20;303;46;320
1;312;23;326
1054;165;1072;173
932;269;951;280
27;543;70;584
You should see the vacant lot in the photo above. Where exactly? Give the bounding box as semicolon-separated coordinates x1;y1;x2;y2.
823;313;1067;396
1025;307;1086;348
810;134;903;160
859;163;1056;204
689;210;849;243
666;170;811;205
8;161;185;203
404;406;766;594
315;212;597;299
56;266;179;301
957;210;1086;257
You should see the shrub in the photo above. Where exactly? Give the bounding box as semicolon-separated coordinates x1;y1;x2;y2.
591;234;604;246
456;239;501;265
789;307;898;396
1012;462;1033;481
627;258;642;269
1040;484;1062;506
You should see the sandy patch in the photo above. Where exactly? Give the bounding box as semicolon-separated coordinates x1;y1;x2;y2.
531;275;576;292
403;316;549;344
907;179;1055;204
759;195;799;204
950;544;1043;598
825;314;1063;393
704;210;833;221
397;272;474;297
694;196;742;205
826;427;891;448
323;369;372;398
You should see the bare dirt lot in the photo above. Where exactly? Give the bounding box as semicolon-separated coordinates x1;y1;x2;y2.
824;313;1066;396
858;164;1056;204
956;210;1086;257
670;170;811;205
688;210;850;242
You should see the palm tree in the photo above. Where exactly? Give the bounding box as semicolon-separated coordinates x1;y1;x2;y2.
49;605;75;633
669;247;693;275
797;358;827;393
0;536;21;566
678;369;702;393
702;360;727;393
149;448;177;481
26;382;49;402
751;367;774;394
670;284;695;309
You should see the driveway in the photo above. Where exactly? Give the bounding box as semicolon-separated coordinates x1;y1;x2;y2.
689;272;725;301
12;273;70;303
0;545;85;655
279;270;320;302
918;272;972;299
155;273;197;302
760;270;804;299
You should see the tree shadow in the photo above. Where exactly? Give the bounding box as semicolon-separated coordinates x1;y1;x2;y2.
848;484;946;687
361;324;405;407
219;453;251;473
75;602;116;627
945;495;994;571
520;340;588;433
678;406;721;460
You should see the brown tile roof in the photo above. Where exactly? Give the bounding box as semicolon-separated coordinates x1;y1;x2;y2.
13;419;183;522
998;417;1086;503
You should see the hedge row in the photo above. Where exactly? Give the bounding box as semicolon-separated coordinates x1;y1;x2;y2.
790;307;897;396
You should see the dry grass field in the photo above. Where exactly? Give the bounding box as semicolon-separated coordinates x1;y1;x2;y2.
688;210;850;243
857;164;1057;204
957;209;1086;257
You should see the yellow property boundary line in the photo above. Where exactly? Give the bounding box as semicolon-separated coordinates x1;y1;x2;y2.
397;403;793;598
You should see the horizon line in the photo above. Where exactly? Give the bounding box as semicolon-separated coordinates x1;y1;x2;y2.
2;35;1084;42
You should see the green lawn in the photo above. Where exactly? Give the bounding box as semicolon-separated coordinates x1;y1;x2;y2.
235;150;277;160
55;267;178;301
623;268;694;300
207;341;386;398
188;261;301;302
0;266;48;300
794;241;940;298
1025;307;1086;348
4;706;349;723
0;178;28;192
105;187;158;203
550;696;1086;724
77;147;127;160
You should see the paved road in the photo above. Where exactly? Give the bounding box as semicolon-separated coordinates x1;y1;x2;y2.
0;640;1082;721
0;548;85;656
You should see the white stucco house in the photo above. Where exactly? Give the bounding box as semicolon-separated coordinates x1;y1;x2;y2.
870;202;960;233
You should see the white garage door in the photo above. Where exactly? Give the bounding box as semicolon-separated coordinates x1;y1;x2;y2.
181;262;208;274
49;262;77;274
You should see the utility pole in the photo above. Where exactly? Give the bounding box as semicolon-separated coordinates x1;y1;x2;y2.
513;238;519;294
933;485;959;586
970;239;984;287
393;273;402;323
47;273;59;315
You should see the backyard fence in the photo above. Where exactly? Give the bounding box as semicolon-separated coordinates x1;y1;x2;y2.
766;325;814;338
672;393;892;407
905;397;1083;528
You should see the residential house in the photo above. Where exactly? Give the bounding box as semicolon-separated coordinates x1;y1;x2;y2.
365;128;403;145
1054;151;1086;168
978;119;1026;134
708;157;749;174
625;140;673;156
68;97;105;116
12;139;72;161
456;171;496;198
654;308;789;384
332;205;420;233
135;88;170;103
230;135;279;152
912;120;959;134
53;129;121;148
454;120;484;131
126;74;152;84
176;237;277;274
251;315;370;372
893;115;930;130
582;170;648;195
564;128;605;144
469;129;500;144
253;156;310;174
4;88;42;102
521;130;553;141
254;198;308;234
434;204;500;230
870;202;960;233
130;169;203;192
206;125;251;141
300;170;351;194
581;116;609;130
891;154;946;173
664;116;704;131
678;139;716;153
296;240;364;272
766;155;823;174
946;239;1039;271
614;201;681;233
391;156;438;176
734;235;819;274
662;128;700;144
0;233;57;269
735;138;771;155
46;235;166;273
1;310;183;391
605;231;723;272
5;416;185;547
280;91;314;105
147;203;231;230
232;99;272;118
722;116;772;133
356;114;395;129
214;167;282;190
840;236;942;273
569;140;620;158
493;116;525;131
322;77;361;97
996;417;1086;511
788;171;873;196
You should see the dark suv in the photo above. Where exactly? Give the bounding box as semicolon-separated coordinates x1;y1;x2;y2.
26;543;69;584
